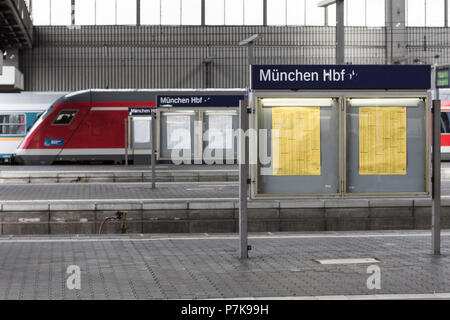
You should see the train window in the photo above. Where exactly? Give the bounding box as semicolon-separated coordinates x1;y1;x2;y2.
0;114;26;135
441;112;450;133
52;110;78;125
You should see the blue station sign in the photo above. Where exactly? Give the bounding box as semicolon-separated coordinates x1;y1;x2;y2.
251;65;431;90
157;95;245;108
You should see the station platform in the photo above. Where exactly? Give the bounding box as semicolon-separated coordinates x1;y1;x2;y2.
1;163;450;235
1;180;450;234
1;162;450;184
0;164;238;183
0;230;449;299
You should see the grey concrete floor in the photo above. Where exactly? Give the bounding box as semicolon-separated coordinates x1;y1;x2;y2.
0;182;238;201
0;230;449;300
5;180;450;201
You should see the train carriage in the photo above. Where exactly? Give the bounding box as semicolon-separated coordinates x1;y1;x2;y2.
434;89;450;160
14;89;245;165
0;92;66;163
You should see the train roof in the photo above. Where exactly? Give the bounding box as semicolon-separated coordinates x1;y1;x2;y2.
0;91;68;111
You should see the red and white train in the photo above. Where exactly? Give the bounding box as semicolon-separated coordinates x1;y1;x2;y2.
436;89;450;160
440;100;450;160
14;89;245;165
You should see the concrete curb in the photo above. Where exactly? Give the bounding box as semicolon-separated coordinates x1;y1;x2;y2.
1;197;450;235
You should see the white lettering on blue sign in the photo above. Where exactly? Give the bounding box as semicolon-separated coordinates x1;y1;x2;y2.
191;97;203;104
259;69;319;82
259;68;358;83
159;96;213;106
323;69;346;81
160;97;190;104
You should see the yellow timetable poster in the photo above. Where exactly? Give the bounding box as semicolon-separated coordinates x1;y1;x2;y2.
272;107;321;175
359;107;406;175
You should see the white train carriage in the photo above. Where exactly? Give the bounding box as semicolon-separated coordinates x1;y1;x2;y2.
0;92;67;163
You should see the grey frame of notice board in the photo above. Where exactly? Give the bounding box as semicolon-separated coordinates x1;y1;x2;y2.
250;90;431;199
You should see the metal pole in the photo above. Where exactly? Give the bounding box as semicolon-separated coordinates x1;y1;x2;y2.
248;43;254;88
263;0;267;26
130;117;135;164
239;100;249;259
248;43;253;66
151;110;157;189
71;0;75;25
124;118;128;166
432;99;441;255
336;0;345;64
201;0;205;25
136;0;141;26
446;0;449;28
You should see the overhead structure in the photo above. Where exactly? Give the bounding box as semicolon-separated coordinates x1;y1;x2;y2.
239;34;263;71
318;0;344;64
0;0;32;51
385;0;407;64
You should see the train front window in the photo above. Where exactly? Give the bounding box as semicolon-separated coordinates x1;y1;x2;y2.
0;114;26;135
52;110;78;125
441;112;450;133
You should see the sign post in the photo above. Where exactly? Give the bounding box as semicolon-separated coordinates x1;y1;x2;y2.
124;118;128;166
432;65;447;255
432;99;441;255
239;99;249;259
151;109;157;189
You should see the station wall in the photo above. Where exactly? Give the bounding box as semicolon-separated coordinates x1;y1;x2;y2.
18;25;449;91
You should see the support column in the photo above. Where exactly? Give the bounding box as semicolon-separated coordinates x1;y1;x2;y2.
432;99;441;255
263;0;267;26
137;0;141;26
239;99;249;259
71;0;75;25
317;1;345;63
151;110;157;189
336;0;344;64
385;0;407;64
203;57;213;88
201;0;205;25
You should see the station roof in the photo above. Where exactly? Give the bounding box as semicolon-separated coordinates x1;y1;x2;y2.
0;0;32;50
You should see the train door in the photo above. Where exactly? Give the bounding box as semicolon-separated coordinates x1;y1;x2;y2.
129;115;153;164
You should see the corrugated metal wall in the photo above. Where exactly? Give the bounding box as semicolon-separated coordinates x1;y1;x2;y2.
407;27;450;64
21;25;388;91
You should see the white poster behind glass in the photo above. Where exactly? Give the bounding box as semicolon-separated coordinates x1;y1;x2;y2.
133;119;151;143
167;115;191;149
208;115;233;149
